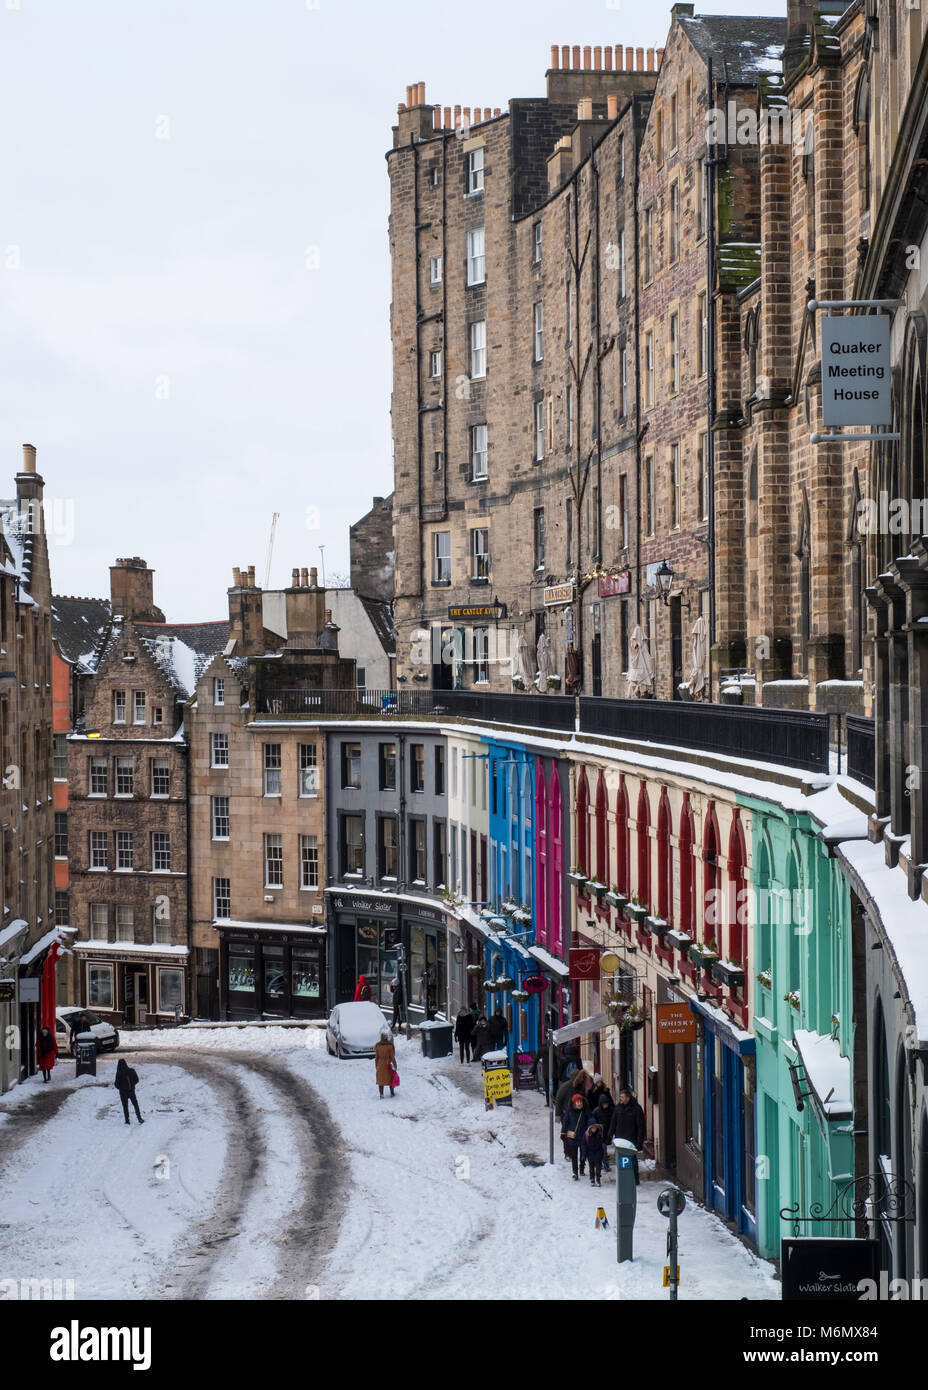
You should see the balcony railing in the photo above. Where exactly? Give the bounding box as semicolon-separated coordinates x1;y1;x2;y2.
846;713;875;788
259;686;832;774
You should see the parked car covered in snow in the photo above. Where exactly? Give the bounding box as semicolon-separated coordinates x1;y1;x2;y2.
55;1006;120;1056
326;1002;391;1059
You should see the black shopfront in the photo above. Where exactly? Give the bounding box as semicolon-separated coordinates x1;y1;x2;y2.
218;926;326;1021
328;890;449;1020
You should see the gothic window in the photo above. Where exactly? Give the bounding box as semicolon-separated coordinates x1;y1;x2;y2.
853;67;871;212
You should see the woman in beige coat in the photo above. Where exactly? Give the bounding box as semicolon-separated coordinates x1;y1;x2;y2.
374;1028;397;1098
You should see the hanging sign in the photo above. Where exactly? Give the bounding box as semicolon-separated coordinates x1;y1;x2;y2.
568;947;600;980
820;316;891;427
598;572;631;597
656;1002;698;1044
544;582;574;607
781;1238;880;1301
522;975;548;994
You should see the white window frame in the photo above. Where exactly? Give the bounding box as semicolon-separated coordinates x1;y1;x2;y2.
619;231;626;299
533;301;544;362
429;255;442;284
113;690;126;725
133;690;146;725
670;312;680;394
263;743;282;797
213;677;225;706
466;146;484;195
299;743;318;798
90;903;109;940
300;834;319;890
90;831;109;871
533;221;542;263
534;399;545;461
620;347;628;418
474;627;490;684
212;795;230;840
671;443;681;529
114;756;133;797
87;961;114;1008
471;423;488;480
472;527;489;580
698;292;708;378
470;319;486;379
211;732;229;767
116;831;134;872
151;758;170;798
645;332;654;408
213;876;231;920
151;832;171;873
89;756;107;797
429;349;442;379
264;833;283;888
115;904;135;943
433;531;451;584
466;226;486;286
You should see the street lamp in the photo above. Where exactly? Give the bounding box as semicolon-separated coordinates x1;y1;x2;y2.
655;559;674;605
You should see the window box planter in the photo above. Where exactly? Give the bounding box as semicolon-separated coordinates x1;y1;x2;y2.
494;975;516;992
665;928;693;952
756;968;772;991
646;915;668;936
784;990;801;1012
588;880;608;900
605;890;627;911
687;943;719;969
627;903;648;925
567;871;590;893
412;671;429;682
500;899;519;916
711;959;745;989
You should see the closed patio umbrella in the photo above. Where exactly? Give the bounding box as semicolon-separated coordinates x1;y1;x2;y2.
626;624;654;698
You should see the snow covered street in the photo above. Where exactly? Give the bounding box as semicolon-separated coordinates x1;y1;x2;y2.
0;1027;778;1301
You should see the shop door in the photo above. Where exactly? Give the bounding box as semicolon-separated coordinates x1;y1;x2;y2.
670;597;683;697
261;944;287;1016
591;634;602;697
134;971;148;1026
197;960;219;1021
432;626;454;690
338;923;357;1003
661;1041;677;1170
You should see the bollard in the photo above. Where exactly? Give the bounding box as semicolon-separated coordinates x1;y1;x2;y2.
613;1138;637;1262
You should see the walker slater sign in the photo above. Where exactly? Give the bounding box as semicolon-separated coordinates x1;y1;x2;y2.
820;315;891;427
781;1238;880;1301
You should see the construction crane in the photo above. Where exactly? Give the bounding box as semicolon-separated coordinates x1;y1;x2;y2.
264;511;279;589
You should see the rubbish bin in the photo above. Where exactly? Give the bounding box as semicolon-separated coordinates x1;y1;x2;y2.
419;1019;454;1058
481;1051;513;1108
74;1032;97;1078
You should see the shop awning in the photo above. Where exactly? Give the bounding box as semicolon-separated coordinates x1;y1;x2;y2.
688;994;755;1055
528;944;570;977
19;926;69;968
213;918;326;935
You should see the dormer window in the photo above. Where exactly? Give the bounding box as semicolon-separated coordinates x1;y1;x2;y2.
121;650;136;662
214;677;225;707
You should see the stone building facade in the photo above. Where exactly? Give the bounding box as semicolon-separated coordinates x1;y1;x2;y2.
0;445;56;1093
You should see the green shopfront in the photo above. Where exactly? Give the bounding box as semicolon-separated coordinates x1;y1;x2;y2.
327;889;449;1020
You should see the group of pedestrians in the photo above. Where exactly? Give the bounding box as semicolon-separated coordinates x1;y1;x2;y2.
453;1004;508;1062
556;1068;647;1186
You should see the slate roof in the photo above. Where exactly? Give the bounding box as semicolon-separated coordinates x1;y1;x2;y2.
51;596;113;668
678;14;788;84
359;596;397;659
133;621;231;699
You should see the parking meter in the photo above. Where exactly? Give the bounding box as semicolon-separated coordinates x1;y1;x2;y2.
613;1138;638;1262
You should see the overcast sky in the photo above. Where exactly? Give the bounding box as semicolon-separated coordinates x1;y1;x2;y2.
0;0;783;621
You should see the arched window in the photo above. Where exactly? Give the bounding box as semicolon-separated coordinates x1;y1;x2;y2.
615;777;630;895
577;768;590;876
679;794;695;934
551;772;563;955
801;117;815;254
657;788;672;923
636;782;651;908
595;773;609;887
728;810;747;970
703;802;721;947
853;65;870;212
535;759;548;947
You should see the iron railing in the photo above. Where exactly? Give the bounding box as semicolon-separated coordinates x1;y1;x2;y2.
260;686;832;773
846;713;875;788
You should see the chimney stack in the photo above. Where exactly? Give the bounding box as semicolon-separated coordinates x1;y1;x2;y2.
607;94;619;120
21;443;36;474
247;564;256;587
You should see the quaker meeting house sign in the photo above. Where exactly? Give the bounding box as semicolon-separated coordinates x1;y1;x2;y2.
820;314;891;428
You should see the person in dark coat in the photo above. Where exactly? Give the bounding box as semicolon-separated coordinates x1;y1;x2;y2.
390;975;405;1030
582;1122;607;1186
561;1092;590;1179
454;1007;476;1062
588;1094;616;1171
486;1007;508;1050
586;1073;613;1113
610;1087;646;1184
472;1014;490;1060
114;1058;144;1125
36;1025;57;1082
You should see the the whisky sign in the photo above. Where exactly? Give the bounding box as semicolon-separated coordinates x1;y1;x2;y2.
544;583;574;607
821;315;891;427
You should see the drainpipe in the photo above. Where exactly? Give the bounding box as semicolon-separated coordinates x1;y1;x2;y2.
412;138;425;620
706;59;718;700
633;104;643;626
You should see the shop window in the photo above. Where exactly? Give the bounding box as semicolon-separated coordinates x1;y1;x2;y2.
87;963;114;1010
229;943;255;994
157;967;184;1014
292;946;321;1002
262;947;285;1006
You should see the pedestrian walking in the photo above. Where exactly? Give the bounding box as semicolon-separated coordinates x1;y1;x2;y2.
561;1092;590;1180
588;1093;615;1172
609;1087;646;1184
354;974;372;1002
390;975;406;1030
374;1028;397;1098
487;1007;508;1050
454;1006;475;1062
114;1058;144;1125
472;1013;491;1060
586;1073;612;1112
36;1025;57;1082
583;1122;607;1186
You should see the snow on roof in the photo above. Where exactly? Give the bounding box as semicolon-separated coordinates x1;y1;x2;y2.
73;939;189;955
837;838;928;1042
51;596;112;668
19;926;66;966
793;1028;852;1118
528;943;569;977
677;14;787;84
0;918;29;953
213;918;326;935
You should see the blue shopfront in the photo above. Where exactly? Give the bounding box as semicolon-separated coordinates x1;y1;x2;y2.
692;997;757;1245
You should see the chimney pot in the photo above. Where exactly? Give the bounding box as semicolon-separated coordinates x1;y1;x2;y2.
406;85;413;107
583;45;591;70
604;47;613;71
247;565;256;587
463;106;471;125
454;104;461;126
300;567;309;587
444;106;451;129
21;443;36;474
647;48;654;71
561;45;569;69
232;567;241;587
614;45;622;72
635;47;644;70
493;107;501;117
434;105;441;129
625;46;633;70
550;44;559;69
594;45;602;68
291;567;299;587
310;566;318;587
607;94;618;120
657;47;664;68
572;45;580;69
